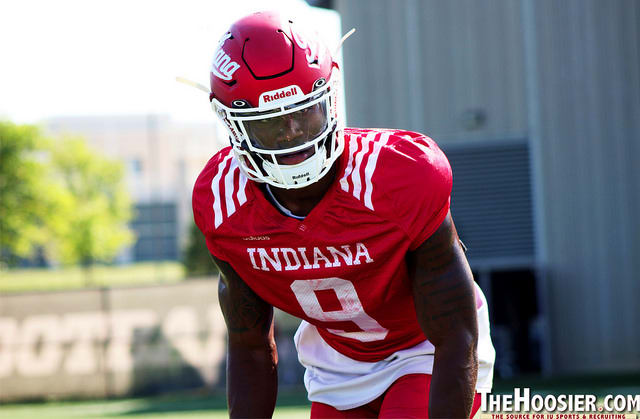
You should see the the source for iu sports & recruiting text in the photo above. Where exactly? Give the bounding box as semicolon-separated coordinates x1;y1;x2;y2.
479;388;639;419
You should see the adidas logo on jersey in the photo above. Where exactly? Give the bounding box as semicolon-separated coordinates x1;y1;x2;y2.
247;243;374;272
243;235;271;241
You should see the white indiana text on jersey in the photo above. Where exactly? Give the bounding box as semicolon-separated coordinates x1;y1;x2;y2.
246;242;374;272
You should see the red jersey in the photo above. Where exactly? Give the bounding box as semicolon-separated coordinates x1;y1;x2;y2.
192;128;452;362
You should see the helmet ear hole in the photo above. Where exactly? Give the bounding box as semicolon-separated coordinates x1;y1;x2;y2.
232;99;251;108
313;78;326;90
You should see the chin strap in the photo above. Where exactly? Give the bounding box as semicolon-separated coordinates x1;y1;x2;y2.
175;76;210;94
334;28;356;56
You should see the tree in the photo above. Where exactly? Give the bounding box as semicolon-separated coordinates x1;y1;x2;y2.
0;121;51;264
182;221;218;277
0;121;134;271
44;137;134;268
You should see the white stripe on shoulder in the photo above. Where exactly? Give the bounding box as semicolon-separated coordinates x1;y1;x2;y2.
404;134;431;155
211;153;233;229
224;158;239;217
339;134;359;192
237;168;248;205
226;157;249;216
340;131;388;208
363;131;391;210
349;133;375;200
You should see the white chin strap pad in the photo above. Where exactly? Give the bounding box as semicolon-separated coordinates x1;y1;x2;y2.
262;147;326;187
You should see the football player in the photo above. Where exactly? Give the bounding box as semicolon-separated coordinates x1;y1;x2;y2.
192;11;495;418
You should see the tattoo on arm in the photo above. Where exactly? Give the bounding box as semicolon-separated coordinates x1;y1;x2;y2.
213;256;273;339
211;256;278;418
409;212;479;418
409;213;477;343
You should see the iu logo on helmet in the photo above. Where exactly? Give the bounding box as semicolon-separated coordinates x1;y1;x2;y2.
211;33;240;81
291;28;321;64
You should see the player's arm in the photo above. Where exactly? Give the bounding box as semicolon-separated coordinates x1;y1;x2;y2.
407;212;478;418
212;254;278;418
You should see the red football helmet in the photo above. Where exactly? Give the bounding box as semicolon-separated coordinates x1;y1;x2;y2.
209;11;344;189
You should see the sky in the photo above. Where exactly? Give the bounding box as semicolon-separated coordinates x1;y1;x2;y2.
0;0;341;124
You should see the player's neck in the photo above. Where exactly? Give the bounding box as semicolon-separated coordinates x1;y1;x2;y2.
266;164;338;217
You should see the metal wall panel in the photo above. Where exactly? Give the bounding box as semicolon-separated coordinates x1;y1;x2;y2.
336;0;640;374
444;140;534;264
523;0;640;372
131;202;179;261
335;0;527;142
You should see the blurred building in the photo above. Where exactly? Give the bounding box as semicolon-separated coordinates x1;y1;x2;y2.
37;0;639;381
45;115;223;262
333;0;639;376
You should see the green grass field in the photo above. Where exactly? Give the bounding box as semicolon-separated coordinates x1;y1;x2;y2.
0;391;310;418
0;401;310;419
0;262;187;293
2;375;638;419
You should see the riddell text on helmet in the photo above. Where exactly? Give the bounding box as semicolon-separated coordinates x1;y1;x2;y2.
259;86;302;106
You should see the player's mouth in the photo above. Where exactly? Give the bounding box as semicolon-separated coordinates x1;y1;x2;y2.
276;146;315;165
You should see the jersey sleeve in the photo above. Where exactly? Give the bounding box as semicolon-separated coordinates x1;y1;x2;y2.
385;134;453;250
191;151;230;261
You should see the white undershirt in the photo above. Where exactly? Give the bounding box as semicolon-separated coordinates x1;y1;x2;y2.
295;283;496;410
265;184;306;220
